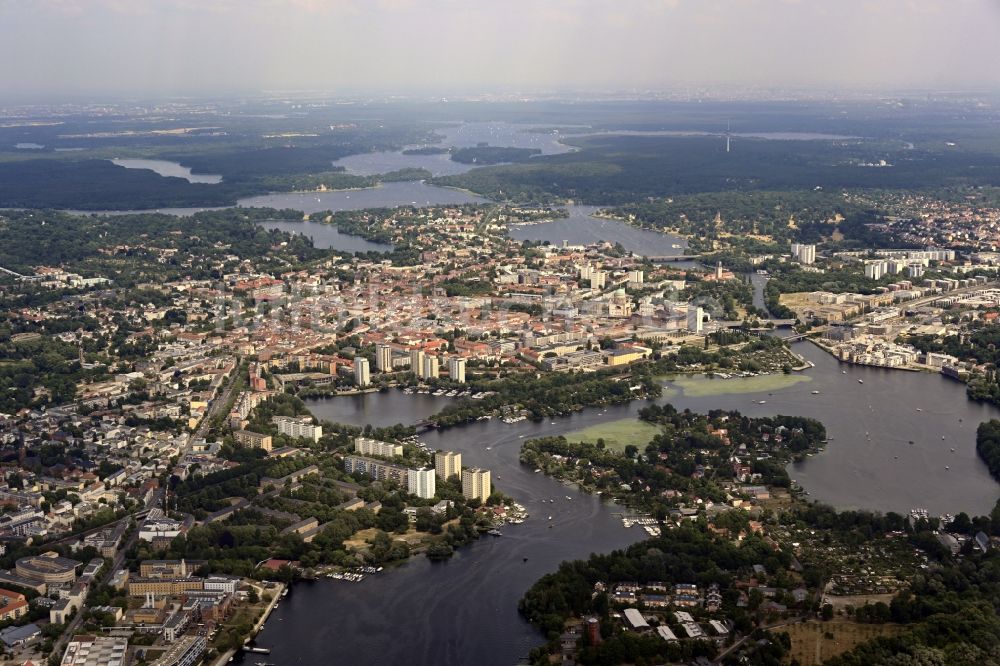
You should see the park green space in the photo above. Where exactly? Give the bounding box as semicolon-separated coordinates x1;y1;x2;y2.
562;418;663;452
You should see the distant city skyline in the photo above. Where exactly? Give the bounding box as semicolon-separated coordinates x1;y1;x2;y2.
1;0;1000;99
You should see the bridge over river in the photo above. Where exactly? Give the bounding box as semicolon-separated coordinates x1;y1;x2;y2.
647;254;702;262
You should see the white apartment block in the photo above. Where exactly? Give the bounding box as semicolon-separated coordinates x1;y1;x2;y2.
407;468;436;499
273;416;323;442
448;357;466;383
422;355;439;380
354;357;371;387
354;436;403;458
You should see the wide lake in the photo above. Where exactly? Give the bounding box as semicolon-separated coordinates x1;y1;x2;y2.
110;158;223;184
247;341;1000;666
332;121;572;177
56;120;986;666
301;342;999;518
251;199;689;256
508;205;689;256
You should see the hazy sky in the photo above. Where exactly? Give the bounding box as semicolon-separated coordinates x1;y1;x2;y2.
3;0;1000;98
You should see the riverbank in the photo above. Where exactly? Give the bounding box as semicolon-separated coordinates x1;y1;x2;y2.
290;182;383;195
521;403;826;516
249;340;1000;665
210;581;285;666
808;337;928;373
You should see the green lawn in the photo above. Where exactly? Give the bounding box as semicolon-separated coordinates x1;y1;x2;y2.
667;372;811;397
563;418;663;452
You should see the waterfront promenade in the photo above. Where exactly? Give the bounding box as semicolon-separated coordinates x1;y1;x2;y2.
211;581;286;666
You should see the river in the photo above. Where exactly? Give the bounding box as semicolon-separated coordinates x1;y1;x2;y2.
303;391;453;428
245;341;999;666
250;408;645;666
256;218;394;253
252;199;687;256
301;343;998;518
749;271;770;313
75;122;693;258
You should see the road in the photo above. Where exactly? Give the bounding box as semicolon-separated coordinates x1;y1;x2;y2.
712;617;805;664
195;366;243;441
51;488;164;658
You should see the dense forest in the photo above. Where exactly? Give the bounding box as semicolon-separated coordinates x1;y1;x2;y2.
0;159;238;209
402;147;450;155
449;146;542;165
976;420;1000;482
0;115;442;210
610;190;858;245
430;368;662;426
0;208;328;276
521;405;824;510
0;158;436;210
432;134;1000;205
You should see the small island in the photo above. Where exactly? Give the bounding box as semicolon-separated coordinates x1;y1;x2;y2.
450;145;542;165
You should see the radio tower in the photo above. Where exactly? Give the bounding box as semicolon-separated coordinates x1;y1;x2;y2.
725;120;731;153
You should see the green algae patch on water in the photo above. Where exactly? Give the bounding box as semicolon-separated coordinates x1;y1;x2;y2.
669;373;812;397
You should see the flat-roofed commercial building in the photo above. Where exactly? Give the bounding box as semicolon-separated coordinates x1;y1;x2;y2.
149;635;206;666
61;635;128;666
16;553;80;585
127;577;204;597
